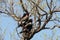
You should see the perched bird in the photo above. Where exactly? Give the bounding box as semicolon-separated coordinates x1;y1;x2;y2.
20;19;33;33
18;13;29;27
21;13;29;21
26;19;33;31
18;13;33;33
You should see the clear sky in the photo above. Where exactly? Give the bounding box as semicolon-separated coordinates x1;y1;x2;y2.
0;15;60;40
0;0;60;40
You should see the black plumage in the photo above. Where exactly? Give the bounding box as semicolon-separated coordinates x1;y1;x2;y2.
18;13;29;27
20;19;33;33
24;19;33;32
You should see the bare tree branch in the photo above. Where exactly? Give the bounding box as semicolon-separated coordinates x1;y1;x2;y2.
20;0;29;14
30;0;48;14
1;0;60;40
46;0;51;11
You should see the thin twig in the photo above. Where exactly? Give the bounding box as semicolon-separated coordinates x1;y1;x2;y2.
31;0;48;14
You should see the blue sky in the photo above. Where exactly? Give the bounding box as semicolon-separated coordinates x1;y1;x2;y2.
0;15;60;40
0;0;60;40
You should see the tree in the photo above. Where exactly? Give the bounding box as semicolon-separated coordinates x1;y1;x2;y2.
0;0;60;40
